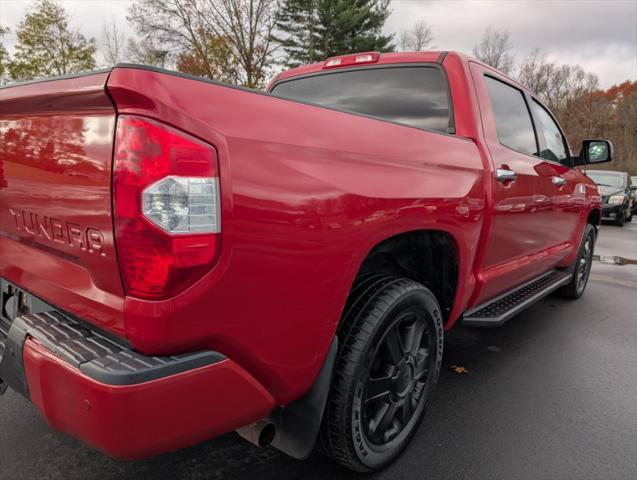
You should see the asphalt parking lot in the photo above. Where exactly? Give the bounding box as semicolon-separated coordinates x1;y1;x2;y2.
1;223;636;480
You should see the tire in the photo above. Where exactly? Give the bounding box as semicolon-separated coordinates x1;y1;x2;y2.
558;224;596;299
626;211;632;223
320;275;444;472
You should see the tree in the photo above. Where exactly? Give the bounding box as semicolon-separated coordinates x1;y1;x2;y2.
126;37;172;68
7;0;96;81
274;0;322;67
198;0;280;88
128;0;225;77
566;81;636;175
516;49;598;112
128;0;269;87
472;26;514;75
176;32;239;82
0;26;9;83
399;20;434;51
515;49;636;174
517;48;553;98
317;0;394;58
101;19;127;66
275;0;394;67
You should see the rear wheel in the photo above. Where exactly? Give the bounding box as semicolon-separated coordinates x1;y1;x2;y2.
320;275;443;472
558;224;596;299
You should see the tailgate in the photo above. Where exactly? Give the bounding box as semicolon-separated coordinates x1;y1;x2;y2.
0;72;125;336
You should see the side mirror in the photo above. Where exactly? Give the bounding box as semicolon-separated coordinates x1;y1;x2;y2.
574;140;613;166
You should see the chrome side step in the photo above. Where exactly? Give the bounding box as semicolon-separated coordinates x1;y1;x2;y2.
462;270;572;327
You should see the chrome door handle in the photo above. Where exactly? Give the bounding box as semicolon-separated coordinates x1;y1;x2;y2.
495;168;517;182
552;176;567;186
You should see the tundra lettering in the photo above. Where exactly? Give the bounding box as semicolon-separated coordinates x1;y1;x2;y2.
8;208;105;256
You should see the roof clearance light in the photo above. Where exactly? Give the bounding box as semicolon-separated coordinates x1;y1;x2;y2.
323;51;380;69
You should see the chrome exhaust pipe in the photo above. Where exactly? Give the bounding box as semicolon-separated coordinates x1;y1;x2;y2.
236;419;275;448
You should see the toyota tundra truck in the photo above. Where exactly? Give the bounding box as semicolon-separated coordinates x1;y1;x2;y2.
0;51;612;472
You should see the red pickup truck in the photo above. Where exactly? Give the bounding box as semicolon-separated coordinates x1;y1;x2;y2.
0;51;612;472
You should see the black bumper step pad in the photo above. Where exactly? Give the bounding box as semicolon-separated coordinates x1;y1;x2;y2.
0;310;224;397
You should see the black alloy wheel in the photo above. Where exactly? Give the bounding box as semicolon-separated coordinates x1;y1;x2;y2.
558;224;596;299
575;229;594;296
320;275;443;472
361;309;433;446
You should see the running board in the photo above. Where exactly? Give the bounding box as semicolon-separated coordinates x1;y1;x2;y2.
463;270;572;327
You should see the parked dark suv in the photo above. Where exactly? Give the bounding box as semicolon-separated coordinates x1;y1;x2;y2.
587;170;634;226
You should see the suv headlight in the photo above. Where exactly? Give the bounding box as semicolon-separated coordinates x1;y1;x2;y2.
608;195;626;205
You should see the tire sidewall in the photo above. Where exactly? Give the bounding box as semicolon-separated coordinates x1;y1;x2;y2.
575;225;596;296
350;287;444;470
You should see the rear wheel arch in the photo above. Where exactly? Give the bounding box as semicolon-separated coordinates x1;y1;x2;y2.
345;230;460;326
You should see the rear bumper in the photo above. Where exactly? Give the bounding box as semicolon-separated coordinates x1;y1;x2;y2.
0;305;274;459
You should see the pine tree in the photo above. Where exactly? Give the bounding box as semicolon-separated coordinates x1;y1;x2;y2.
275;0;394;66
320;0;395;57
274;0;322;67
8;0;96;81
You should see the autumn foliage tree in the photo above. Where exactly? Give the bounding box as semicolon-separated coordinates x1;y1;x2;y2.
563;81;637;175
7;0;96;81
198;0;279;88
128;0;277;88
516;49;637;174
176;31;239;82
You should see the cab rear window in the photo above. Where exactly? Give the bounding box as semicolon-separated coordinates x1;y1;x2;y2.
271;66;453;133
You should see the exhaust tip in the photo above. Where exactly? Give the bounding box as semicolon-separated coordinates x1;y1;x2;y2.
236;419;275;448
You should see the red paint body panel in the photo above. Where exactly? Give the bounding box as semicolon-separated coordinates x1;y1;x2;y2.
23;338;274;460
1;51;602;459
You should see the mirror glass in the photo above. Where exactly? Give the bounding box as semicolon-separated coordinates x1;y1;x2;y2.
587;141;610;163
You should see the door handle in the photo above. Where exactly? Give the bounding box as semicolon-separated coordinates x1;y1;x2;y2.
552;176;567;187
495;168;517;182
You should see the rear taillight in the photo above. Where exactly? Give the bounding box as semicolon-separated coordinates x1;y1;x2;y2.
113;115;220;299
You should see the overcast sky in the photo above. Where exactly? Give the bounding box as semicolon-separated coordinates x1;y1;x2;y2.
1;0;636;87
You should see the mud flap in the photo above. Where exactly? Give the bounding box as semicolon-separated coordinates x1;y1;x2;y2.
269;337;338;459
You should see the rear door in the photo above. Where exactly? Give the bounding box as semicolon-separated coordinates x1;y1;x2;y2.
470;64;556;304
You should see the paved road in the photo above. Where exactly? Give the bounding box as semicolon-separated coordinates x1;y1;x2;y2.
1;223;636;480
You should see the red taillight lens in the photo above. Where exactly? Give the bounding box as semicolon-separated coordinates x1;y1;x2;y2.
113;115;220;299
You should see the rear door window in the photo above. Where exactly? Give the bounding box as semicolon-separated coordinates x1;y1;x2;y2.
271;67;452;133
484;75;538;156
